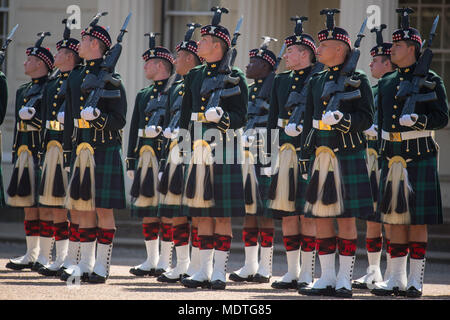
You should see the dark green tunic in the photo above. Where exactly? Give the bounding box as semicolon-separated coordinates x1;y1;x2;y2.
0;71;7;207
179;60;248;217
376;63;449;225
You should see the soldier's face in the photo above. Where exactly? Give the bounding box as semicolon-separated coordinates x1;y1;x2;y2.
283;45;303;70
175;50;191;75
79;35;96;59
197;35;214;58
24;55;42;76
391;41;413;65
316;40;341;65
54;48;69;69
370;55;391;79
246;57;269;79
144;59;159;80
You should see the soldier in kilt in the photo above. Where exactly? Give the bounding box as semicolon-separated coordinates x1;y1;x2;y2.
298;9;375;298
268;18;318;290
0;70;7;208
371;8;448;298
157;23;204;283
127;33;175;278
37;19;83;277
229;39;277;285
353;25;396;289
180;8;248;290
5;33;54;271
60;15;127;284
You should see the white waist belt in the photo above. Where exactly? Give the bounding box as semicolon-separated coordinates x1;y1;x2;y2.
381;130;433;142
17;122;39;132
277;118;289;128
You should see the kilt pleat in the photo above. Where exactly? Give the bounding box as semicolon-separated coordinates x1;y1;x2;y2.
94;145;126;209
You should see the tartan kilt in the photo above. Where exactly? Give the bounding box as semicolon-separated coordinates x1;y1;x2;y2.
304;131;374;219
93;145;126;209
377;153;442;225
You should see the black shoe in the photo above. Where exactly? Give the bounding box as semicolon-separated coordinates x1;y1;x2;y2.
5;261;34;270
181;277;211;289
31;262;45;272
229;273;254;283
271;279;298;290
153;268;166;277
56;266;67;277
181;273;190;280
60;269;90;282
88;272;107;284
299;285;336;296
352;281;369;289
335;287;353;298
157;273;180;283
38;266;58;277
129;267;155;277
297;282;311;290
371;286;405;297
252;273;271;283
406;286;422;298
211;280;226;290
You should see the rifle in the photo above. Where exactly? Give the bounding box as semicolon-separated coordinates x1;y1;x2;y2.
81;12;132;113
199;16;243;113
0;24;18;68
285;62;325;127
244;41;285;131
145;73;182;128
397;15;439;117
320;17;368;114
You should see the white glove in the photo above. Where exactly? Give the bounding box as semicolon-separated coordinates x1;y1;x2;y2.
205;106;224;123
261;166;272;176
19;107;35;120
145;125;162;138
163;127;172;139
399;114;418;127
57;111;65;124
127;170;134;180
80;106;100;121
241;135;255;148
322;110;343;126
65;167;71;173
364;124;378;137
171;127;179;139
285;123;303;137
158;172;163;181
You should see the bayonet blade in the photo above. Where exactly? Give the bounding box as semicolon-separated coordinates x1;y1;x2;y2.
359;17;368;36
121;12;132;32
427;15;439;48
277;42;286;60
7;24;19;41
234;15;243;35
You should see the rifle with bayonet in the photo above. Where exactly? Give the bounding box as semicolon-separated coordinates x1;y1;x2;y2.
81;12;131;112
320;17;368;114
397;14;439;117
244;39;284;131
199;14;243;114
285;62;324;128
0;24;18;68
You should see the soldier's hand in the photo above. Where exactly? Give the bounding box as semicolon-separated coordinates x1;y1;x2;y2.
19;107;36;120
163;127;172;139
364;124;378;137
399;113;418;127
57;111;65;124
322;110;342;126
80;106;100;121
144;125;162;138
205;106;224;123
171;127;180;139
127;170;134;180
285;123;302;137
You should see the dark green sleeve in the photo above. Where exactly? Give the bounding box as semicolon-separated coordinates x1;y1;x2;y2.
299;79;314;160
221;69;248;130
126;92;141;161
179;72;193;130
63;77;74;153
0;73;7;125
417;73;449;131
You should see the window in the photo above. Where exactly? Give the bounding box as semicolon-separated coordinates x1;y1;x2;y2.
163;0;220;51
399;0;450;89
0;0;8;74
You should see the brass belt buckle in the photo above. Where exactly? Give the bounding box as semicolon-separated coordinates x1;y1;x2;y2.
77;118;91;129
389;132;402;142
318;120;332;131
49;120;63;131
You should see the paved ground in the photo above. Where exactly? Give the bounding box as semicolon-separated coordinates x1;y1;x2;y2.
0;241;449;301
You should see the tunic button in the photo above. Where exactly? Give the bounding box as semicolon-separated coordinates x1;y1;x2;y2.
80;97;84;101
399;77;404;81
392;124;396;129
299;70;304;75
323;101;328;106
52;111;56;116
145;117;149;121
80;106;83;110
59;81;63;84
251;95;255;99
201;97;206;101
295;77;299;81
207;71;211;75
86;70;90;74
292;85;296;89
153;88;157;92
150;95;154;99
396;86;400;90
392;115;396;119
178;91;183;95
329;75;334;80
57;88;60;91
54;95;58;99
201;106;205;110
53;103;57;107
288;112;292;116
24;98;27;102
393;105;398;109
